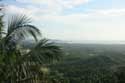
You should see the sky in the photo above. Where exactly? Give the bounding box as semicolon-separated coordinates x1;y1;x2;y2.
1;0;125;42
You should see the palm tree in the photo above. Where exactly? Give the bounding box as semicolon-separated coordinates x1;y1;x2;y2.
0;14;62;83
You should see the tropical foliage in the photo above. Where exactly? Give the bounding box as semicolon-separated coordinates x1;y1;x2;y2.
0;13;62;83
48;43;125;83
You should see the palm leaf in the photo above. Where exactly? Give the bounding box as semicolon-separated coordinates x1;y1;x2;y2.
0;14;62;83
0;15;4;39
22;39;62;64
6;15;41;42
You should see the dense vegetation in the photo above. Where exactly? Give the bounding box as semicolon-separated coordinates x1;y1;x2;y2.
0;13;62;83
48;43;125;83
20;42;125;83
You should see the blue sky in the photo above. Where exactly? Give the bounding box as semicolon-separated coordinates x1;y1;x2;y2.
2;0;125;41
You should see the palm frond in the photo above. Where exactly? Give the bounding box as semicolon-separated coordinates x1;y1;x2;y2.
0;15;4;39
7;15;41;42
27;39;62;64
0;14;63;83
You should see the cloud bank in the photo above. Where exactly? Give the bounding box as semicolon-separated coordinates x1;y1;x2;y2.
4;0;125;41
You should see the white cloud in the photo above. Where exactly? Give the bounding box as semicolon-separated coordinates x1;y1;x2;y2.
5;5;50;16
5;4;125;41
16;0;48;4
30;10;125;41
16;0;91;12
91;9;125;16
14;0;125;16
5;5;34;16
62;0;90;8
32;9;125;23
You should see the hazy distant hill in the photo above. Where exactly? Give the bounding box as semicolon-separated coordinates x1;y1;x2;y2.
49;43;125;83
21;40;125;82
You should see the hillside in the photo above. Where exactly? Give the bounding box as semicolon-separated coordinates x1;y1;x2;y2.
49;43;125;83
22;42;125;83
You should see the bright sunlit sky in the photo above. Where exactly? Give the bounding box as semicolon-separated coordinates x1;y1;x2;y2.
1;0;125;42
